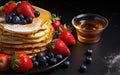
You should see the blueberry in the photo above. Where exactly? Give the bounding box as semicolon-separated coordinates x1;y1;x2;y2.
62;61;70;68
36;53;44;60
13;16;20;24
45;55;49;60
50;57;57;65
34;11;40;17
31;57;36;62
55;31;59;35
19;14;24;20
5;15;12;23
37;56;47;65
33;61;39;67
86;49;93;56
85;57;92;64
26;17;33;23
56;54;63;62
20;19;27;25
9;13;15;17
54;31;59;38
79;64;87;73
47;52;54;58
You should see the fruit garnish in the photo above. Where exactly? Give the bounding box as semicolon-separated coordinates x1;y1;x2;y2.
48;39;70;56
10;52;33;72
49;57;57;65
16;1;35;18
3;1;40;24
34;11;40;17
0;54;10;71
4;1;17;15
58;26;76;45
12;15;21;24
62;60;70;68
55;54;63;62
51;14;62;31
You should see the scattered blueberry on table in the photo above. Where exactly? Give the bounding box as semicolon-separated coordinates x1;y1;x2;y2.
79;49;93;73
86;49;93;56
79;64;87;73
85;56;92;64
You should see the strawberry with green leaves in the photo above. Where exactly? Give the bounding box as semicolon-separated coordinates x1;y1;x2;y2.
51;14;62;31
49;39;70;56
0;54;10;71
10;52;33;72
4;1;17;15
58;25;76;45
16;1;35;18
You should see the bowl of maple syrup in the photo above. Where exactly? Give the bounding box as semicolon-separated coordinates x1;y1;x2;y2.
72;13;108;44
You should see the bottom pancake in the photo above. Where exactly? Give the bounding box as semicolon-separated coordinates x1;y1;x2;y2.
0;46;47;55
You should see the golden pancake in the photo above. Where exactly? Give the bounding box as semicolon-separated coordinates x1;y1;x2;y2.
0;29;45;39
0;26;54;48
0;6;4;16
0;20;51;37
0;23;53;44
0;46;47;55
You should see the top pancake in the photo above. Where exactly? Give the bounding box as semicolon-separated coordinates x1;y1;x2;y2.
0;6;51;34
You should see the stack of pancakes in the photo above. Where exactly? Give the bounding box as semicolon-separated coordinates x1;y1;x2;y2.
0;6;54;57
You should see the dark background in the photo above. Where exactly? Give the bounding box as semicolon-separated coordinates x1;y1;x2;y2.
0;0;120;22
0;0;120;75
0;0;120;13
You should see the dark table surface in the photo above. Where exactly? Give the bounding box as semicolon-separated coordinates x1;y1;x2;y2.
0;0;120;75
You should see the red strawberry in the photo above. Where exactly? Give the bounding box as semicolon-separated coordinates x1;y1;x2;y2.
16;2;35;18
50;39;70;56
59;27;76;45
4;2;17;15
52;20;62;31
51;14;62;31
10;52;33;72
20;2;34;12
0;54;10;71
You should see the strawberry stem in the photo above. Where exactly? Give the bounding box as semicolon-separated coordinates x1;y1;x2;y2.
4;0;16;7
10;52;20;69
63;24;72;32
47;39;57;49
51;13;60;22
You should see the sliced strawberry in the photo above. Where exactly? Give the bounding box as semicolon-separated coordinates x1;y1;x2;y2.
59;27;76;45
10;52;33;72
16;2;35;18
0;54;10;71
50;39;70;56
4;2;17;15
51;14;62;31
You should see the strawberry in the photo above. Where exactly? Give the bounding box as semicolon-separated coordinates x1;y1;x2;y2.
20;1;34;12
59;26;76;45
50;39;70;56
0;54;10;71
16;2;35;18
10;52;33;72
4;2;17;15
51;14;62;31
